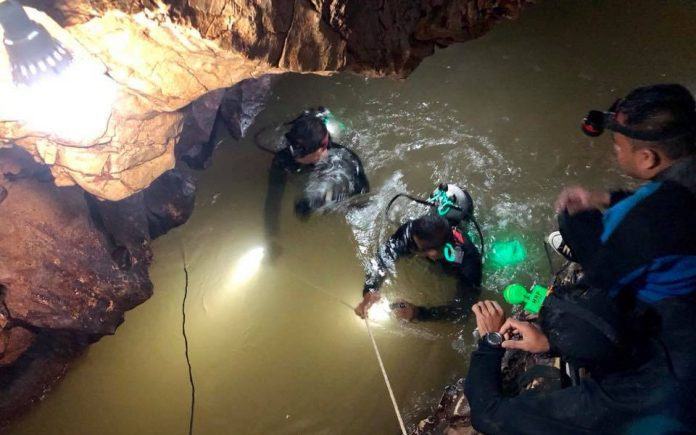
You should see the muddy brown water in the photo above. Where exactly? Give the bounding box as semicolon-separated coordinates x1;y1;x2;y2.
9;1;696;434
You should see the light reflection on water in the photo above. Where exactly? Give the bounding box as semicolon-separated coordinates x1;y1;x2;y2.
10;1;696;434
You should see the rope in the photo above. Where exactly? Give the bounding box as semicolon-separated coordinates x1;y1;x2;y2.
175;252;406;435
364;318;408;435
284;268;408;435
179;243;196;435
282;269;354;310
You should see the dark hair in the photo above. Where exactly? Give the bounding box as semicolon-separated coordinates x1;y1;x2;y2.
617;84;696;159
285;116;328;154
412;215;451;251
539;286;626;372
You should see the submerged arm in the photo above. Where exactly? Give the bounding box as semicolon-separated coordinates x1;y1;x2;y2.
414;284;481;321
264;154;290;240
415;240;482;321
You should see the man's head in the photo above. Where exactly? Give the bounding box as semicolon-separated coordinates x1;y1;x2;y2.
285;115;330;164
610;84;695;179
412;215;451;260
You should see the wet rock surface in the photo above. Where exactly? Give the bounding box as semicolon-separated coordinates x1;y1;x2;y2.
175;75;275;170
0;147;195;426
219;75;277;141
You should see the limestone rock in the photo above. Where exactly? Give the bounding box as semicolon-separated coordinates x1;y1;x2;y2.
219;75;276;140
85;168;197;245
0;147;153;334
0;147;195;425
176;88;227;170
0;327;35;367
0;331;87;428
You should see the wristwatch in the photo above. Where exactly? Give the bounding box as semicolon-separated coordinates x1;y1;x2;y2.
483;332;504;348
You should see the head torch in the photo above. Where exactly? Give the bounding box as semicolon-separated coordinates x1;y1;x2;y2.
581;98;693;141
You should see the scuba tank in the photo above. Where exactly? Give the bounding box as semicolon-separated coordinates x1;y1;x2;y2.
314;106;346;140
385;183;484;258
285;106;346;142
428;183;474;227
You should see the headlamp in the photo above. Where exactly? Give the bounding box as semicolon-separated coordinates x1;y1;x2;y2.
581;98;693;141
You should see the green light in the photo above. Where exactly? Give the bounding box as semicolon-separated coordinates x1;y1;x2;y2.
489;239;527;267
503;283;548;314
503;283;528;304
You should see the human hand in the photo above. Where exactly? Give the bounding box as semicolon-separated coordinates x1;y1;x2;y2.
390;300;416;322
471;300;505;334
554;186;610;215
294;198;312;219
499;318;550;353
354;291;382;318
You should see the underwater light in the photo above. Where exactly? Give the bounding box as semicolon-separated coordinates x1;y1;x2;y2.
489;239;527;268
367;298;392;321
230;246;265;286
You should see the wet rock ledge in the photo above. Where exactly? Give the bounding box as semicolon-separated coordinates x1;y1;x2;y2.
0;0;529;427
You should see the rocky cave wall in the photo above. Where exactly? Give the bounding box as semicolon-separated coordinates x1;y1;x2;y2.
0;0;529;426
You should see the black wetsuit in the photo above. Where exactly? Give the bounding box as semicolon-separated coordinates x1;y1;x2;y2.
362;220;482;321
264;142;369;240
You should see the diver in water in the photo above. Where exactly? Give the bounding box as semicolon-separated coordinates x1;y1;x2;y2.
263;109;370;257
354;185;482;321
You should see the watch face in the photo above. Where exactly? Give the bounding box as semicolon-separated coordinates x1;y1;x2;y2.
485;332;503;347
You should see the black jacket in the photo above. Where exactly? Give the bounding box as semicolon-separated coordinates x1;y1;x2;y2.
362;220;482;321
582;157;696;304
464;336;693;435
465;290;696;435
263;142;369;239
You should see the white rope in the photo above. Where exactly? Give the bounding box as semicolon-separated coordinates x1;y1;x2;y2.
283;268;409;434
364;318;408;435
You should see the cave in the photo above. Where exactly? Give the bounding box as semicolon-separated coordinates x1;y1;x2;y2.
1;0;695;434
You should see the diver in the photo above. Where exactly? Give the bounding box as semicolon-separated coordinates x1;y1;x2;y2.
263;108;369;258
354;184;483;321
